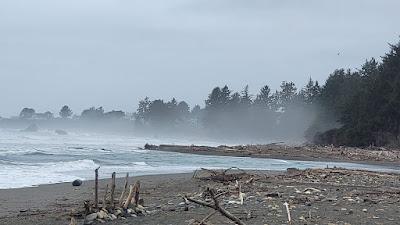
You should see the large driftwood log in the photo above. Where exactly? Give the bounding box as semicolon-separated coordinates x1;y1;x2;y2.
186;188;247;225
94;167;100;209
110;172;116;208
119;173;129;206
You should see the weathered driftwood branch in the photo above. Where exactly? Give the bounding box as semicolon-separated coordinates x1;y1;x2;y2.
284;202;291;224
69;217;77;225
200;211;217;225
110;172;116;208
119;173;129;206
103;184;109;209
123;185;134;209
132;181;141;206
94;167;100;209
186;188;247;225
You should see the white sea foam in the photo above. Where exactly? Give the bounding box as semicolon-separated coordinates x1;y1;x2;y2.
0;129;399;189
0;159;99;189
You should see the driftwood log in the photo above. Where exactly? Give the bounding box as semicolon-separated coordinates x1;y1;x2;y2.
119;173;129;206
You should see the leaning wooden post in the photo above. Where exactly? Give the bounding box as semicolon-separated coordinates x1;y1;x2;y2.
119;173;129;206
110;172;116;208
94;167;100;209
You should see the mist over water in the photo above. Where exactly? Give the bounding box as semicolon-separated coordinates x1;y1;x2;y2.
0;128;398;189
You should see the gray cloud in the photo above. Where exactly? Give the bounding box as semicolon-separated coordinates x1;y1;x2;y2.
0;0;399;117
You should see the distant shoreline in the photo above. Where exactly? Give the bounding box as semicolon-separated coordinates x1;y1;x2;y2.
145;143;400;168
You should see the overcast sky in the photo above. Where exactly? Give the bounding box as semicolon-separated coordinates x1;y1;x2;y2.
1;0;399;117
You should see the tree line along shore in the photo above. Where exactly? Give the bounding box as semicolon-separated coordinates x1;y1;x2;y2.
2;40;400;147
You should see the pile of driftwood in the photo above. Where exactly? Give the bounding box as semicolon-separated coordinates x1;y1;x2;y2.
193;167;251;183
70;168;146;225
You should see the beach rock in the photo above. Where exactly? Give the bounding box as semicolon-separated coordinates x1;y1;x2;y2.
144;143;158;150
72;179;83;186
85;213;98;222
287;168;300;174
55;129;68;135
266;192;281;198
22;124;38;132
110;214;117;220
97;210;108;219
114;209;122;216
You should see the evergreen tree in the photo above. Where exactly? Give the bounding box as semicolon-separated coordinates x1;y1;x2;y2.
240;85;252;108
299;78;320;104
59;105;73;118
205;87;222;111
135;97;151;123
177;101;190;120
220;85;231;107
254;85;272;109
278;81;297;107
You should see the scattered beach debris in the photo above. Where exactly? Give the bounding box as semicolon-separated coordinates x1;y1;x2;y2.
180;167;400;225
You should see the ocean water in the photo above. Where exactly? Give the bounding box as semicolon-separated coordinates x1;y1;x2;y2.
0;129;399;189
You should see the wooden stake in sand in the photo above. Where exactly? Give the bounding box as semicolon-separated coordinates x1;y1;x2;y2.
110;172;116;208
94;167;100;209
119;173;129;207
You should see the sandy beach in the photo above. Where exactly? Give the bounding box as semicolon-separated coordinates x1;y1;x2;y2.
1;166;399;225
